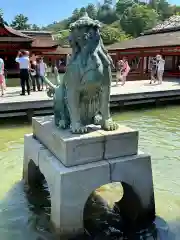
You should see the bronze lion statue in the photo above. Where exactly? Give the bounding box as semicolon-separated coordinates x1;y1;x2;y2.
45;13;118;134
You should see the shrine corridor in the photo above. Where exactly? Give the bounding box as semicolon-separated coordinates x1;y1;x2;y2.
1;78;180;118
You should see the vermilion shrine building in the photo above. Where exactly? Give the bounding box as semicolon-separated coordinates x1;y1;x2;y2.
108;15;180;80
0;21;71;76
2;15;180;80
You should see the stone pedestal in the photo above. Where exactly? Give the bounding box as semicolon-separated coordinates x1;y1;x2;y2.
23;116;155;238
32;116;139;167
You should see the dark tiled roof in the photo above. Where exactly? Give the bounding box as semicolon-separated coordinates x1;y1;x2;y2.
31;37;58;48
109;15;180;50
21;31;58;48
0;24;57;49
108;30;180;50
0;37;32;42
144;15;180;35
21;30;52;36
6;26;32;39
0;23;32;42
43;46;72;55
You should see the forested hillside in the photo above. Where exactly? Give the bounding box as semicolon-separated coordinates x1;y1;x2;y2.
1;0;180;46
44;0;180;45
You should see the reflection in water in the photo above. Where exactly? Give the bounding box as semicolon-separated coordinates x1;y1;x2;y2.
0;181;54;240
0;105;180;239
84;185;157;240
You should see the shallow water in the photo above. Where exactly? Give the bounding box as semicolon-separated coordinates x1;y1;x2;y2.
0;105;180;239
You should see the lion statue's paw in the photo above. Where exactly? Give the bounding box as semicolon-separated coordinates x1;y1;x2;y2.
71;122;89;134
101;119;119;131
47;88;55;98
94;114;102;125
58;120;67;129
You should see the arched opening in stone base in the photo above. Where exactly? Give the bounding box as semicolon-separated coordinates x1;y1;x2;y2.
83;182;123;239
25;160;51;228
83;182;156;240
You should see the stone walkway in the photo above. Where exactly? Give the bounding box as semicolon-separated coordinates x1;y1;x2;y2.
111;79;180;95
0;79;180;104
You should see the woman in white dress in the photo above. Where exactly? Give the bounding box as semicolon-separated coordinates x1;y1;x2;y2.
156;55;165;84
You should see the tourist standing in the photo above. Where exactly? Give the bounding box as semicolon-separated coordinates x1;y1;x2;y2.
46;64;52;78
0;58;5;96
66;54;71;65
3;68;6;91
156;55;165;84
149;57;158;84
121;57;130;86
178;62;180;80
39;57;47;90
116;60;124;86
30;60;40;91
15;51;30;95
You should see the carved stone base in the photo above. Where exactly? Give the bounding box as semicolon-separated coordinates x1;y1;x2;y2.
23;132;155;239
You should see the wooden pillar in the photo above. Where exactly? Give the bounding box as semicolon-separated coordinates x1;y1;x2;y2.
140;56;144;79
146;56;149;73
116;51;119;62
172;56;176;70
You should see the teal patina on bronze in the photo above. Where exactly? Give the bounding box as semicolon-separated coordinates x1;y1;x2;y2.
45;13;118;133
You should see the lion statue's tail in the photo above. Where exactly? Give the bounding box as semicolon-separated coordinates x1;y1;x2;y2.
44;77;56;89
43;77;56;98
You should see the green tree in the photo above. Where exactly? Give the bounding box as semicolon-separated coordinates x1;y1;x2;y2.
101;25;130;45
31;24;40;30
0;9;3;23
45;18;70;32
42;0;180;46
120;5;159;37
0;9;8;25
54;29;70;46
97;2;118;24
11;14;31;30
86;4;97;19
104;0;113;6
149;0;158;10
116;0;135;16
71;8;80;23
149;0;176;20
79;7;86;17
157;0;174;20
172;6;180;15
0;9;3;18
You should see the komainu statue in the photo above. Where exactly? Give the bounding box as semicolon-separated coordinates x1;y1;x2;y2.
44;13;119;134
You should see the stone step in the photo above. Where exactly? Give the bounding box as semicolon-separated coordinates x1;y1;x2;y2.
32;115;138;167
